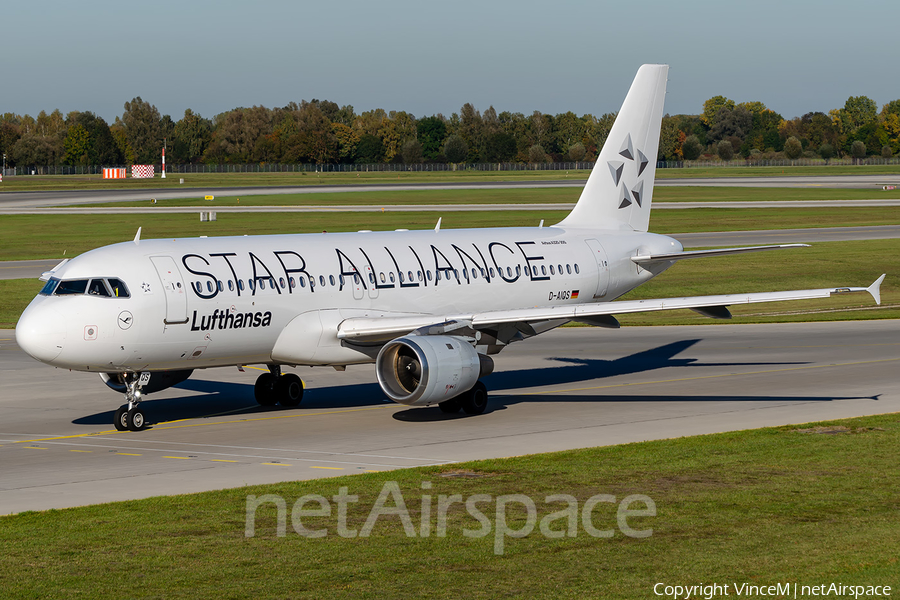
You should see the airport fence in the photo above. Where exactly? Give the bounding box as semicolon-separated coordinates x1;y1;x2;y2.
3;157;899;177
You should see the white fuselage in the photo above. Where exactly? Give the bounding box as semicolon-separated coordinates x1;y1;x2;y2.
16;224;681;373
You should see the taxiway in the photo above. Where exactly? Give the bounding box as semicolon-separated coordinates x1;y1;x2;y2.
2;320;898;514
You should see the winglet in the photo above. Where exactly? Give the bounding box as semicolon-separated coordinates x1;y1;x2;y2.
868;274;886;305
134;227;142;244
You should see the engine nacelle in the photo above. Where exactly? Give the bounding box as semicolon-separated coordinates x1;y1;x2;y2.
375;335;493;406
100;370;193;394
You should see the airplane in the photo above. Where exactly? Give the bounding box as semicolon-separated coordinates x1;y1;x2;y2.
15;64;885;432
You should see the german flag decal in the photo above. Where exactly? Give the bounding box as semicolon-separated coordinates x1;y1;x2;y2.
571;290;579;299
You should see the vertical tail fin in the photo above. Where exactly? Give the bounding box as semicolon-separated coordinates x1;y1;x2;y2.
556;64;668;232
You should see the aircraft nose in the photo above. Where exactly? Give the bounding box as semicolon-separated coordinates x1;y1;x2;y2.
16;303;67;363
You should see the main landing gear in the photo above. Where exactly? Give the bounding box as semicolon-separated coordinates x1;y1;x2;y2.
254;365;304;407
438;381;489;416
113;373;149;432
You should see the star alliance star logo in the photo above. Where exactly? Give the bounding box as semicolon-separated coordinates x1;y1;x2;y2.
609;134;650;209
141;282;152;294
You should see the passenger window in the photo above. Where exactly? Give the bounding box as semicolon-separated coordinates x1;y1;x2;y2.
399;272;405;283
206;281;213;293
541;266;547;276
217;280;224;292
566;264;572;275
389;272;395;283
88;279;111;297
320;276;326;287
238;279;245;291
299;277;306;288
280;277;286;289
260;279;267;290
329;275;335;286
369;273;375;284
550;265;556;275
574;264;580;274
228;280;234;291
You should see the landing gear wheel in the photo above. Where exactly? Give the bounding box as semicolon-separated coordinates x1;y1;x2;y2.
254;372;278;406
461;382;488;415
126;407;147;431
438;398;462;414
277;374;304;407
114;406;128;431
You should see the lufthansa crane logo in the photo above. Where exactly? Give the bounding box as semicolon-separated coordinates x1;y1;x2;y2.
609;134;650;210
118;311;134;330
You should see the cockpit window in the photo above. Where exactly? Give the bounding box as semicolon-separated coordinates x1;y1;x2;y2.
55;279;88;295
46;277;131;298
88;279;111;297
39;278;60;296
107;278;130;298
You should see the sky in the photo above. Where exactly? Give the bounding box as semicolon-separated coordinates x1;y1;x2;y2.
3;0;898;124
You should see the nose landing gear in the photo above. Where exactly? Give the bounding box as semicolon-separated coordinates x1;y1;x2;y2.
255;365;304;407
113;372;149;432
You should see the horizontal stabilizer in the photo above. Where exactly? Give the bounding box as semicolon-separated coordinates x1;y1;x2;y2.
632;244;809;266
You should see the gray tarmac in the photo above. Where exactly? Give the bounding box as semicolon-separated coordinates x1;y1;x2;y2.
1;174;899;209
2;319;898;515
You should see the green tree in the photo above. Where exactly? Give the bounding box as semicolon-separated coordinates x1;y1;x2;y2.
716;139;734;161
355;134;384;163
818;143;834;164
401;139;423;164
843;96;877;131
172;109;212;163
416;116;447;162
701;95;735;128
121;97;162;164
851;140;867;162
63;123;92;165
881;145;893;159
67;111;122;165
783;136;803;160
681;135;702;160
567;142;586;162
527;144;549;163
442;134;468;163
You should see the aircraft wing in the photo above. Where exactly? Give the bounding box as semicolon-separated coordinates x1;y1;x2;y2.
337;274;885;342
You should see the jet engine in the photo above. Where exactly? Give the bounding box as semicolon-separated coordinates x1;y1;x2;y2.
100;370;194;394
375;335;493;406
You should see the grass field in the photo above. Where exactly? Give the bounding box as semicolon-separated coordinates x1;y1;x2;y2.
0;163;898;192
1;412;897;598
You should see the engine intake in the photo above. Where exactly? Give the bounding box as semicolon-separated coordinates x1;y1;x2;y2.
376;336;493;406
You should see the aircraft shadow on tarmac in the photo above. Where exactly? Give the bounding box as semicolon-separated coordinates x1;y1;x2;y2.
75;338;858;427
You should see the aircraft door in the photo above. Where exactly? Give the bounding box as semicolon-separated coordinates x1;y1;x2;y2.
352;270;364;300
365;265;379;299
584;239;610;299
150;255;189;324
